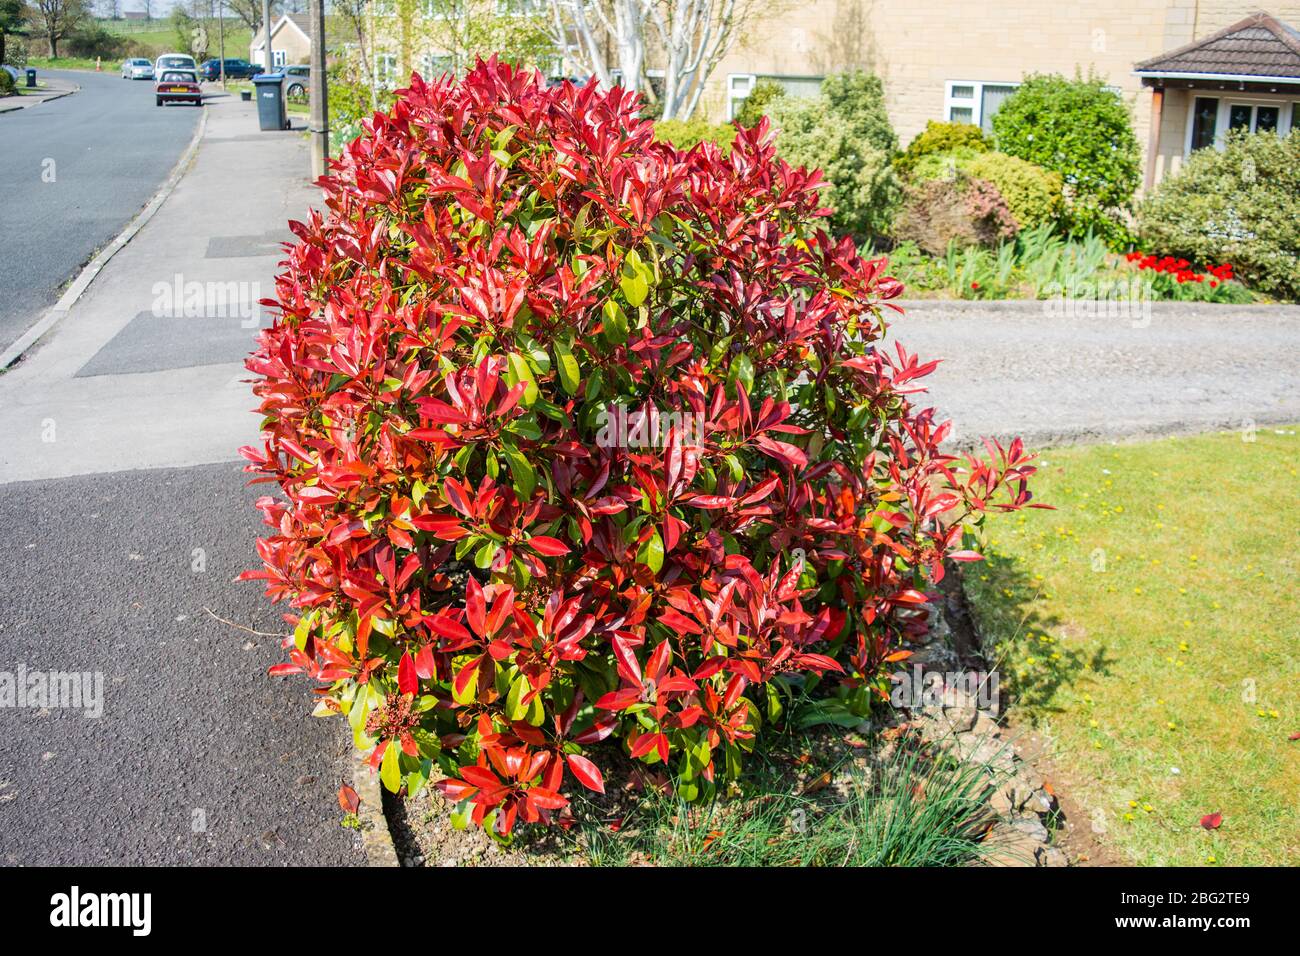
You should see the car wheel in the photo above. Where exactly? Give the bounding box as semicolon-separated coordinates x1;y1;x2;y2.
156;97;163;106
287;83;305;103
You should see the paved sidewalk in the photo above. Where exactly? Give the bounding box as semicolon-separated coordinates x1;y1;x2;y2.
0;91;367;864
0;90;309;482
886;300;1300;449
0;75;79;113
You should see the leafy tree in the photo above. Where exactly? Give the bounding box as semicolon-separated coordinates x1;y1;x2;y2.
1;0;25;66
991;72;1140;241
26;0;87;58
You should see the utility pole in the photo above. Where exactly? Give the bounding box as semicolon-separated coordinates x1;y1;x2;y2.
261;0;273;72
308;0;329;179
218;0;226;89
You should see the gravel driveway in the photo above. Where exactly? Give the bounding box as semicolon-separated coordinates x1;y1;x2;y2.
883;301;1300;449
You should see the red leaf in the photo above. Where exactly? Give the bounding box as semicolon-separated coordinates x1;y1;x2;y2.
337;783;360;814
1200;812;1223;830
528;535;570;556
398;652;418;695
565;754;606;794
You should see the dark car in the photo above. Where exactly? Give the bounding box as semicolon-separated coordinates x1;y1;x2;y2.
199;58;258;81
156;69;202;107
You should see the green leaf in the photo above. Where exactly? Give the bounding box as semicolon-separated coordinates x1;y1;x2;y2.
502;442;536;499
506;351;539;406
620;265;649;308
638;528;665;574
474;541;498;570
505;676;529;721
554;337;580;396
380;740;402;793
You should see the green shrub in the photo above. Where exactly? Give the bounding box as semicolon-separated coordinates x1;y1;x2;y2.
962;152;1063;231
906;147;984;183
0;68;13;96
821;71;897;154
768;74;901;239
652;117;737;153
896;121;990;174
991;73;1140;241
1138;130;1300;300
734;79;786;128
64;25;127;61
893;172;1017;256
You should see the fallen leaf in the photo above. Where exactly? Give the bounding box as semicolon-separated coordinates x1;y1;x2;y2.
1200;812;1223;830
1289;731;1300;741
338;782;360;815
802;771;833;795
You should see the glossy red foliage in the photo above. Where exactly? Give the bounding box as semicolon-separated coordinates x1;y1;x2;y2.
241;59;1041;833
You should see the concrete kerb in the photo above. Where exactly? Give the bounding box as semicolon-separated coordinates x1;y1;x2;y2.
0;78;81;113
0;105;208;369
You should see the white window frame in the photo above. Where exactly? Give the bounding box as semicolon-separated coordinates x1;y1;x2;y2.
726;72;825;121
727;73;756;120
375;52;398;89
943;80;1020;130
1182;95;1297;155
272;49;287;68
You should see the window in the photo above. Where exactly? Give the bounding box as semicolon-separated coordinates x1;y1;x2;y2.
1189;96;1218;151
421;53;455;79
272;50;287;68
421;0;457;17
1188;98;1296;153
375;53;397;88
726;73;824;120
944;80;1019;133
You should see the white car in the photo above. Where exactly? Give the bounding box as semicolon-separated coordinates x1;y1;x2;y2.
154;53;198;76
121;58;154;80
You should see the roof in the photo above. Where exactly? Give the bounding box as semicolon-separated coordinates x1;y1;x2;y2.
1135;11;1300;79
250;14;313;51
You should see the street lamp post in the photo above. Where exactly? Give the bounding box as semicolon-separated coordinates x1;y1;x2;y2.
308;0;329;179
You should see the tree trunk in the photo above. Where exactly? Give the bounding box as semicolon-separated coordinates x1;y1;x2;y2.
49;35;58;58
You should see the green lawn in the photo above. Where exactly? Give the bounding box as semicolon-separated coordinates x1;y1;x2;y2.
964;427;1299;865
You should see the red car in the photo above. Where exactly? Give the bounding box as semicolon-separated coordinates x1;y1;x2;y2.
155;69;202;107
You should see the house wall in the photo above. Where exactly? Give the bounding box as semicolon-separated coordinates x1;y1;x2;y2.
251;25;312;69
706;0;1300;187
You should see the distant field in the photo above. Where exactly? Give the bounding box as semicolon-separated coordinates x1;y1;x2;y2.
94;18;254;61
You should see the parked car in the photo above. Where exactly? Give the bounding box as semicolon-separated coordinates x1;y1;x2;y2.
280;64;310;101
199;58;257;81
155;69;202;107
121;58;154;80
155;53;198;76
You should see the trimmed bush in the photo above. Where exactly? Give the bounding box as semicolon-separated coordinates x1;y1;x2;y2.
243;61;1038;834
0;68;13;96
896;121;990;174
962;152;1063;231
653;117;737;153
894;172;1018;256
1139;130;1300;301
991;73;1140;241
769;87;901;239
734;79;786;129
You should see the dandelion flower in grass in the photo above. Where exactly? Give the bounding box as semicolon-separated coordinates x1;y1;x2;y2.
1143;804;1154;813
1269;710;1280;719
1207;855;1217;864
1090;719;1100;728
1167;721;1177;731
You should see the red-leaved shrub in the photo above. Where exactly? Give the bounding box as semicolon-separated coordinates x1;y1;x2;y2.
242;59;1041;834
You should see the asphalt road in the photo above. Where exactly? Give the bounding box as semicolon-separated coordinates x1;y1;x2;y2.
0;462;365;865
886;300;1300;448
0;69;200;353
